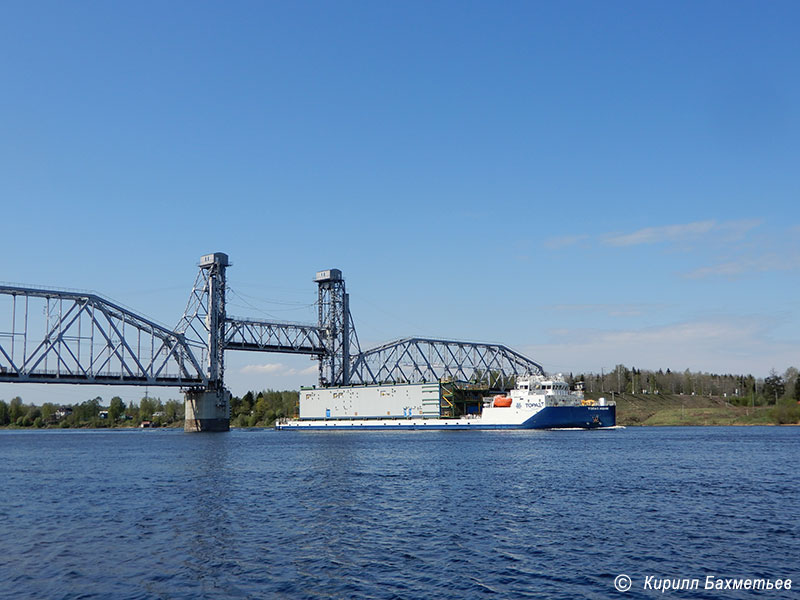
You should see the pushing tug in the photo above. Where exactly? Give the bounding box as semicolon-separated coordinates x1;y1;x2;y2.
275;374;616;430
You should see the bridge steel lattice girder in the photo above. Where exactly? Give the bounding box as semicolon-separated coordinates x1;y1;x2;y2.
223;317;326;356
348;337;544;389
0;285;207;386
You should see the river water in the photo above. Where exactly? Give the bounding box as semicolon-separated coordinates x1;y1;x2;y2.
1;426;798;599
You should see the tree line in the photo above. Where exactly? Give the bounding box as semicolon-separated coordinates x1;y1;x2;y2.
229;390;299;427
0;395;185;428
569;365;800;407
0;389;299;429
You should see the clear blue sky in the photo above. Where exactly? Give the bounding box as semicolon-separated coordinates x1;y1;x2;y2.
2;1;798;405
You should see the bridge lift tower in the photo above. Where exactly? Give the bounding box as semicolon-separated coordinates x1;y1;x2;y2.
177;252;232;432
177;255;361;431
315;269;360;387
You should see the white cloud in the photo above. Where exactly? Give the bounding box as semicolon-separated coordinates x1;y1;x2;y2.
543;234;589;250
543;218;762;251
544;303;669;317
685;252;800;279
521;316;797;377
603;220;717;247
240;363;317;376
602;219;760;247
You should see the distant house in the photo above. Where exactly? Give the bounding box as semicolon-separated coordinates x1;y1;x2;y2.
152;411;165;418
55;407;73;420
99;410;109;419
140;420;152;428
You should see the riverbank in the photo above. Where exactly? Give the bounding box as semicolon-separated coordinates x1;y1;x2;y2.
3;396;799;429
586;392;800;426
0;421;186;430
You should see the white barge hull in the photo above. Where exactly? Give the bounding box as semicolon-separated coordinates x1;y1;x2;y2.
276;405;616;430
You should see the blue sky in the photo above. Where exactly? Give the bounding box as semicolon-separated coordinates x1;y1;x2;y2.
1;1;798;405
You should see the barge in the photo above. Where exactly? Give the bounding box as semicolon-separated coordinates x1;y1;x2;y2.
275;374;616;430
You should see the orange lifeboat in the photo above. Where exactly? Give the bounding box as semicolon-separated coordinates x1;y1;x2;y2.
493;395;512;407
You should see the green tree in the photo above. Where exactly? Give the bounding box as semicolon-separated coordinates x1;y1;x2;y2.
109;397;126;422
763;369;785;404
127;401;140;421
74;397;102;422
239;391;254;417
9;397;24;422
252;396;268;424
772;395;800;424
683;369;694;395
0;400;9;426
230;391;252;420
140;396;157;420
41;403;57;422
164;399;183;422
784;367;799;403
26;405;42;422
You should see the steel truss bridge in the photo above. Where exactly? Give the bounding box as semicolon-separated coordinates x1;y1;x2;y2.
0;253;543;394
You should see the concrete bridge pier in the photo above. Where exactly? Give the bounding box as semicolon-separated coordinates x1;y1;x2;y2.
184;388;230;432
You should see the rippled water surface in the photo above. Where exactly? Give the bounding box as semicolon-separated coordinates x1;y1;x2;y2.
1;427;798;599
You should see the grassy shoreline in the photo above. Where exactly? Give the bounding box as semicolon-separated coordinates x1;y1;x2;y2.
586;392;799;426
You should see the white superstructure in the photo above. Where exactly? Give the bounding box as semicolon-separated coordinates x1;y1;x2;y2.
505;373;603;407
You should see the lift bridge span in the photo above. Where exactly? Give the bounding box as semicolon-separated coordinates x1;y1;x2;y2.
0;253;543;431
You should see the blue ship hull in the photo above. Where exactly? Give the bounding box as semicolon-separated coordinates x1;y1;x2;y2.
276;405;616;430
521;405;616;429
